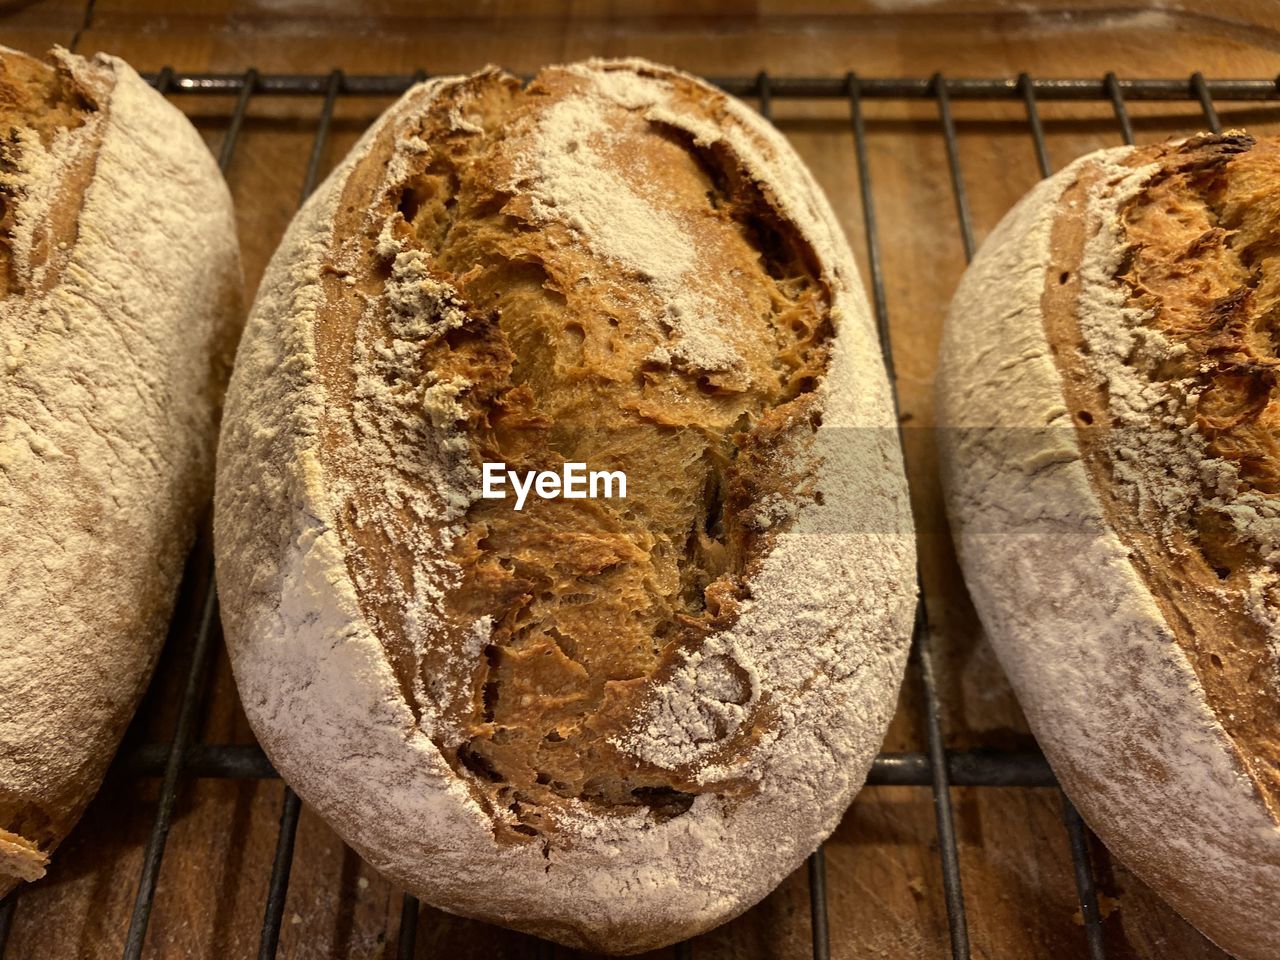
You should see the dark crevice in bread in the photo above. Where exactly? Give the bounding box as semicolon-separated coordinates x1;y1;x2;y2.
676;132;834;395
628;785;697;821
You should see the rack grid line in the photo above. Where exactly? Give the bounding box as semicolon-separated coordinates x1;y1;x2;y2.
134;72;1280;101
0;66;1265;960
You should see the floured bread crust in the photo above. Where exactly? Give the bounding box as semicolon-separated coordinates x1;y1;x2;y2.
215;59;915;953
938;135;1280;960
0;45;242;895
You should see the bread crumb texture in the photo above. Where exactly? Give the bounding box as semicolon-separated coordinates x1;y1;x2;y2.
321;62;840;839
1053;134;1280;819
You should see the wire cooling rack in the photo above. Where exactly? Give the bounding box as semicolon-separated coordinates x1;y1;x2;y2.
0;68;1262;960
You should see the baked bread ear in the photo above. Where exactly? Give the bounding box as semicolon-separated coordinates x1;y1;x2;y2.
0;45;241;893
214;58;916;953
937;133;1280;960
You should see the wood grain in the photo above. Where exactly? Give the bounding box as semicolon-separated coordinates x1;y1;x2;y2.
2;2;1279;958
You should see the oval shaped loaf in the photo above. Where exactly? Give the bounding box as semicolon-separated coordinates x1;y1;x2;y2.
0;45;241;893
215;58;916;952
937;133;1280;959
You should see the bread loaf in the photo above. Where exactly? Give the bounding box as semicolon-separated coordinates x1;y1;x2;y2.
0;45;241;894
937;133;1280;959
214;58;916;952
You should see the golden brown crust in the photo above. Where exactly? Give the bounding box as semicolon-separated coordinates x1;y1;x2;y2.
313;66;833;842
1043;133;1280;820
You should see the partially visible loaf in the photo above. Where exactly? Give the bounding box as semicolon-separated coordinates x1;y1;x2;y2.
215;59;916;952
0;45;241;893
938;133;1280;960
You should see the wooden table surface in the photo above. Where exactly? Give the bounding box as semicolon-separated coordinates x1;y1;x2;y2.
4;2;1280;958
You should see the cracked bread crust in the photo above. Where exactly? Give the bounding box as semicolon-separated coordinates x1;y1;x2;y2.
215;59;916;953
321;64;837;838
0;45;242;894
938;136;1280;960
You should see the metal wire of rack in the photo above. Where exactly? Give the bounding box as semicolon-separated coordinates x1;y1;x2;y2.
0;67;1257;960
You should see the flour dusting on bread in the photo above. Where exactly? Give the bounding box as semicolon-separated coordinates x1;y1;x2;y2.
1;45;241;895
516;73;739;372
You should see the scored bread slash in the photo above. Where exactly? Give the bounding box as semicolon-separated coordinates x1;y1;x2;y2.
215;57;915;953
938;131;1280;960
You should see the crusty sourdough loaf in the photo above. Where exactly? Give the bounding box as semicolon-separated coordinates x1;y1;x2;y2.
0;46;241;894
937;133;1280;959
214;58;916;952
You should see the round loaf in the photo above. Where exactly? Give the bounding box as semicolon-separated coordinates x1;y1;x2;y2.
214;59;915;952
0;45;242;893
937;133;1280;959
